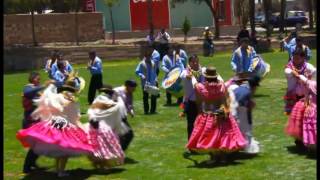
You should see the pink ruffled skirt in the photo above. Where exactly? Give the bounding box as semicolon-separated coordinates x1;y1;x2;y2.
302;103;317;146
186;113;247;153
87;122;125;167
16;120;93;157
285;100;305;140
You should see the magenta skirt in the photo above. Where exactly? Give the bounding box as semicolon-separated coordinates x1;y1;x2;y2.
285;100;305;140
302;103;317;146
16;120;93;157
87;122;125;167
186;113;247;153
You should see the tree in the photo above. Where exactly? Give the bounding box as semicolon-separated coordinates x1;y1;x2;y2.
249;0;255;35
171;0;220;39
263;0;272;37
279;0;286;34
104;0;119;45
307;0;313;29
182;16;191;42
235;0;250;28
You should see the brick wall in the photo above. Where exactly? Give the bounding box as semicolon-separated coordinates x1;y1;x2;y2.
4;13;104;45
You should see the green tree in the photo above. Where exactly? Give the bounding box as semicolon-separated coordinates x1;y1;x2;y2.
182;16;191;42
263;0;272;37
235;0;250;28
249;0;255;35
104;0;119;45
171;0;220;39
279;0;286;34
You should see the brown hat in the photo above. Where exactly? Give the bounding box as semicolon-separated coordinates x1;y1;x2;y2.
204;67;218;79
233;72;253;82
99;84;115;96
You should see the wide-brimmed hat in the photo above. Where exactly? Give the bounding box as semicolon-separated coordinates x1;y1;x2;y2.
204;67;218;79
233;72;253;82
99;84;115;95
239;37;250;43
248;75;261;87
61;76;85;93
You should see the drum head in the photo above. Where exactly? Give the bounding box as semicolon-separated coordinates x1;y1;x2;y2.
162;68;182;89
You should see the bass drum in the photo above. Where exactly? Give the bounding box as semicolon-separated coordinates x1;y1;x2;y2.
162;67;184;98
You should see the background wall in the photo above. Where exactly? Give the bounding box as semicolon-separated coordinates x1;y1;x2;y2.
4;13;104;45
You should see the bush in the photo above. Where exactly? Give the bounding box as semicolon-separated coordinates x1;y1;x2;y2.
182;16;191;42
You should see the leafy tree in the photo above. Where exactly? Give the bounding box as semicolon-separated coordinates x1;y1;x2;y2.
104;0;119;45
263;0;272;37
171;0;221;39
235;0;249;28
279;0;286;34
249;0;255;35
182;16;191;42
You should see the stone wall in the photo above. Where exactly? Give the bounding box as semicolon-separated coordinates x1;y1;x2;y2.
4;36;316;73
4;13;104;45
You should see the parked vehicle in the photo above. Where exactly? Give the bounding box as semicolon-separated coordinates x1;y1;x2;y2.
262;11;308;31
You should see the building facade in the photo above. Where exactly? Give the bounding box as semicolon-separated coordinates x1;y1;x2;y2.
91;0;237;32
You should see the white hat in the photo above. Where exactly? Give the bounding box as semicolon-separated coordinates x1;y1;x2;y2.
205;26;209;30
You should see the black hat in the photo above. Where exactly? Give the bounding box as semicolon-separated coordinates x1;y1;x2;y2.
125;80;137;87
240;37;250;43
99;84;114;96
233;72;253;82
248;75;261;87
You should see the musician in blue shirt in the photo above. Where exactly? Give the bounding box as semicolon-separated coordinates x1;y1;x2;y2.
87;50;103;104
175;45;188;68
285;36;312;61
136;47;158;114
50;52;73;78
161;48;185;105
231;37;257;73
52;61;68;88
151;47;161;76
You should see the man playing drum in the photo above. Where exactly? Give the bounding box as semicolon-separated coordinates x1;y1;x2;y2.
161;47;185;105
136;47;158;114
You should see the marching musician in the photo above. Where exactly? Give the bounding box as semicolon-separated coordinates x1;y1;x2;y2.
161;47;185;105
135;46;158;114
87;50;103;105
50;52;73;78
175;44;188;68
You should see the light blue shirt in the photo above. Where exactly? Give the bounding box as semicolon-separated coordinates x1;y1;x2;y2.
53;70;67;87
151;50;161;69
89;56;103;75
135;59;158;87
283;38;296;57
231;46;257;73
51;61;73;78
161;54;185;74
178;49;188;68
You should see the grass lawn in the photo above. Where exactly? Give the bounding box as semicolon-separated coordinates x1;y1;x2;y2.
4;50;316;180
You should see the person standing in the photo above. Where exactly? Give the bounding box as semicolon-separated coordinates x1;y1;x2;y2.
282;31;298;61
231;37;257;74
202;26;214;56
114;80;137;151
175;45;188;68
52;61;69;88
44;50;59;79
151;46;161;76
161;48;185;105
50;52;73;78
285;36;312;61
87;50;103;105
156;28;171;60
180;55;205;141
21;72;46;173
135;47;158;114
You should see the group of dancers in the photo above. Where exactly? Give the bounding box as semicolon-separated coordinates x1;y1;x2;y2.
16;32;316;177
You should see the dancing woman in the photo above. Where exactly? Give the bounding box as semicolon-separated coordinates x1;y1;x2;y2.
16;74;92;177
186;67;246;163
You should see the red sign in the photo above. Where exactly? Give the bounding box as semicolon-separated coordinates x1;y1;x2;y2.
83;0;96;12
130;0;169;31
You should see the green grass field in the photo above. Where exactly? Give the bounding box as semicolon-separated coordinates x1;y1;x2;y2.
4;50;317;180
